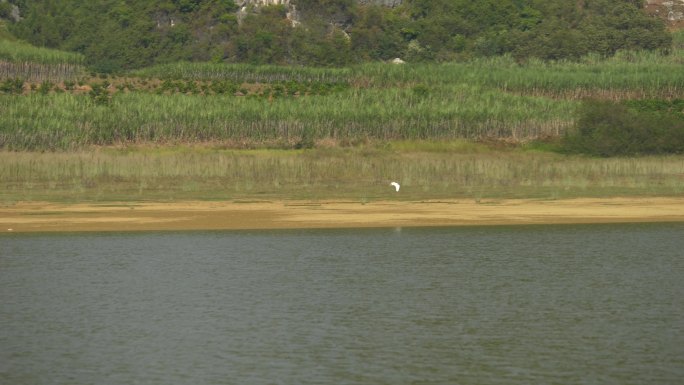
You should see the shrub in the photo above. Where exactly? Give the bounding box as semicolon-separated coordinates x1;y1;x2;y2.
0;78;24;94
563;99;684;156
295;126;315;149
37;80;53;95
0;3;13;19
89;82;111;105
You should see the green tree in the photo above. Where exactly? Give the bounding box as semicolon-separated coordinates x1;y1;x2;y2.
5;0;675;68
564;100;684;156
230;6;291;65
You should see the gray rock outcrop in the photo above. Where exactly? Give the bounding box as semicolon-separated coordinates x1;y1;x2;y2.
646;0;684;28
357;0;403;7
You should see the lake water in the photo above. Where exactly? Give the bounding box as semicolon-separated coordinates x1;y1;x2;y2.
1;223;683;385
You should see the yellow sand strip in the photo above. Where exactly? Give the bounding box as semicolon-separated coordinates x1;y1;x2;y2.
2;197;684;233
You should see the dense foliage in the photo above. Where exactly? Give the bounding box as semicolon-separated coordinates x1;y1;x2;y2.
1;0;672;71
563;99;684;156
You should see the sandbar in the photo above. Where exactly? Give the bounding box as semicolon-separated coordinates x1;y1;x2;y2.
2;197;684;233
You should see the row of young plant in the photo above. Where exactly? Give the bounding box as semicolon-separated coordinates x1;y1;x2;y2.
0;76;349;99
0;78;89;94
130;62;351;84
153;79;348;97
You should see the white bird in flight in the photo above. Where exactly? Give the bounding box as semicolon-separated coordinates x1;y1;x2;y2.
390;181;400;192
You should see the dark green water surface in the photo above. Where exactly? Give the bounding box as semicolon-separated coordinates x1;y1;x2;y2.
1;223;683;384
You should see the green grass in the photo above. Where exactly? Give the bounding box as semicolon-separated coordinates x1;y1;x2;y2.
0;39;84;65
2;146;684;203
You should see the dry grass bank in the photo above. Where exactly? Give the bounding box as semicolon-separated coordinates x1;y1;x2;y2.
2;146;684;203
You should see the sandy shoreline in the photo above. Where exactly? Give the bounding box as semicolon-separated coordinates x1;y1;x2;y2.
2;197;684;233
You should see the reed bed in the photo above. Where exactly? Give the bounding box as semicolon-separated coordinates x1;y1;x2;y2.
352;52;684;99
0;39;85;82
0;88;575;150
131;62;351;84
0;61;84;82
2;148;683;202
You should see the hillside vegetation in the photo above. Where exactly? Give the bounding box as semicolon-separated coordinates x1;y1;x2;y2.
1;0;673;71
1;4;684;201
0;1;683;157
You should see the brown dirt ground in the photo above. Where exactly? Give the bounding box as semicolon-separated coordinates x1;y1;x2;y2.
2;197;684;233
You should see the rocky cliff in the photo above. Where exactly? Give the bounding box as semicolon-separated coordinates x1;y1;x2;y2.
239;0;402;8
0;0;21;22
646;0;684;29
356;0;402;7
237;0;402;26
239;1;679;29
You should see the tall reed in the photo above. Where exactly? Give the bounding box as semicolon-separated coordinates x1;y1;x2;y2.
2;148;683;202
352;52;684;99
0;87;576;150
2;47;683;149
0;39;85;82
0;61;84;82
